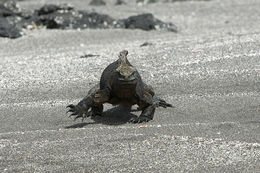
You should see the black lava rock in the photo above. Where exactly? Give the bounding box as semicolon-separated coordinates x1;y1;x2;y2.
0;1;21;17
115;0;126;5
75;11;116;29
0;4;14;17
89;0;106;6
0;2;178;39
0;17;21;38
33;4;77;29
136;0;157;5
140;41;153;47
122;13;177;32
80;54;99;58
35;4;74;16
0;1;22;38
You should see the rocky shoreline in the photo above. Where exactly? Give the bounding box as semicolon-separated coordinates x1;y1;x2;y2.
0;1;177;39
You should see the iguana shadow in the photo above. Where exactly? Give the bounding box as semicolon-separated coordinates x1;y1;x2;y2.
65;106;138;128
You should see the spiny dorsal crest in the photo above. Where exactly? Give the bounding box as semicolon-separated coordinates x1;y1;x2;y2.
116;50;136;77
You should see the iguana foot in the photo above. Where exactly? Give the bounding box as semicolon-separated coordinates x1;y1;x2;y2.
129;115;152;123
67;104;90;121
129;104;155;123
153;96;173;108
89;105;104;117
67;99;104;121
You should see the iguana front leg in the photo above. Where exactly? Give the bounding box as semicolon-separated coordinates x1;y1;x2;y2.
129;92;155;123
67;88;110;121
129;104;156;123
67;96;93;121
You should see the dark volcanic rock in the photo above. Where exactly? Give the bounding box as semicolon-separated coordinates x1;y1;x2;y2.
0;2;178;38
137;0;158;5
0;1;31;29
75;11;116;29
140;41;153;47
80;54;99;58
0;17;21;38
89;0;106;6
0;1;22;38
33;4;77;29
32;6;117;30
0;1;20;17
121;13;177;32
115;0;127;5
35;4;74;16
0;4;14;17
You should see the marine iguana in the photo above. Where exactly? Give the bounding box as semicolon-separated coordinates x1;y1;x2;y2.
67;50;172;123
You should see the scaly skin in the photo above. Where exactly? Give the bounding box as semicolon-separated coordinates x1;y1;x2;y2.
67;50;172;123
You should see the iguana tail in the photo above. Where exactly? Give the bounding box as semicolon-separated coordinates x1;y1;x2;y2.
131;96;173;112
153;96;173;108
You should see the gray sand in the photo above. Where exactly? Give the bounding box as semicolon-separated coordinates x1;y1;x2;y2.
0;0;260;172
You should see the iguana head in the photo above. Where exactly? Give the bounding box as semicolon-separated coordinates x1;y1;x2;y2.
116;50;137;82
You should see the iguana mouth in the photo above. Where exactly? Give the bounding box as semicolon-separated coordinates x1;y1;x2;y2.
118;75;136;82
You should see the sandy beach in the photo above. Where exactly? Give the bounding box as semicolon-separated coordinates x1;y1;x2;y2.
0;0;259;172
